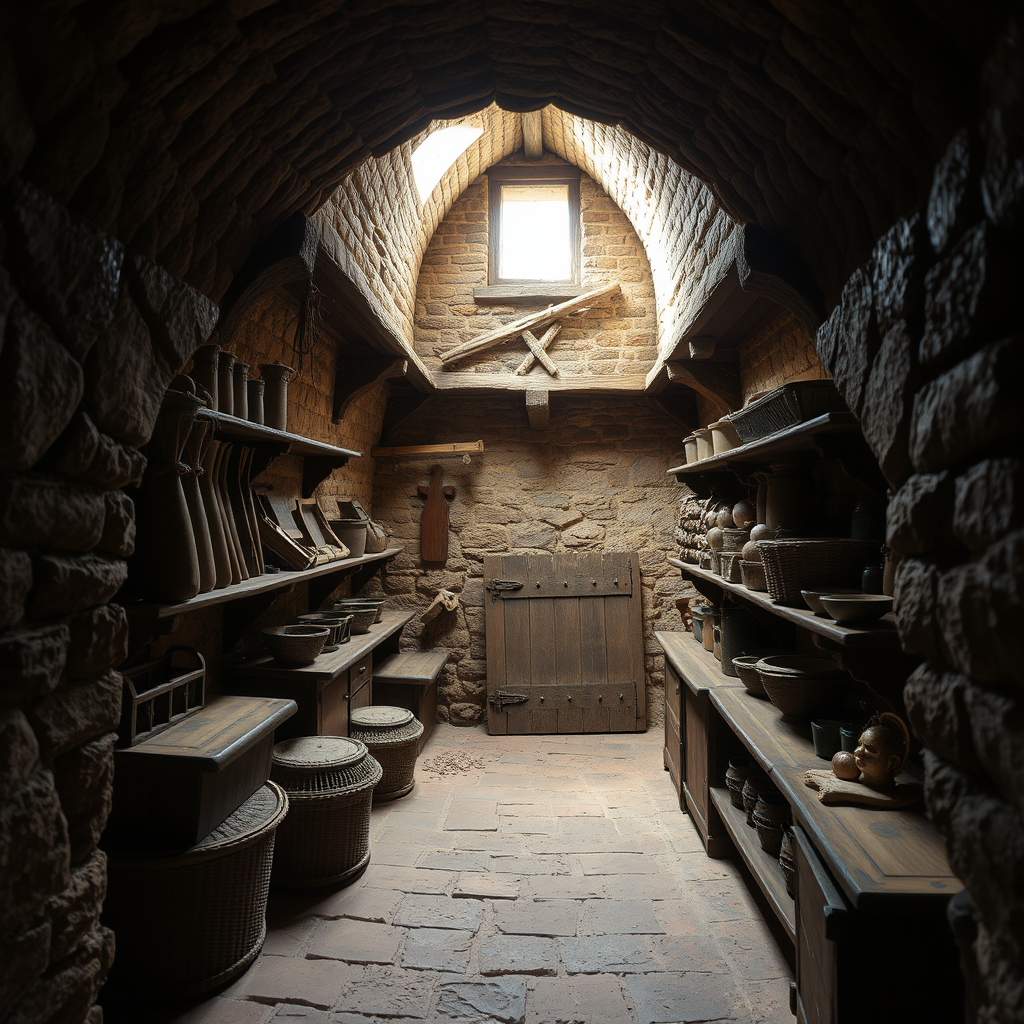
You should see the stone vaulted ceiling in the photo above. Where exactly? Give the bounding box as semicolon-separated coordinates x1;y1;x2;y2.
0;1;1010;314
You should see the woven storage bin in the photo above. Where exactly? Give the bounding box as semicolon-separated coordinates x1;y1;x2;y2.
739;559;767;592
721;528;749;553
741;772;774;827
753;794;791;856
270;736;382;888
103;782;287;997
756;538;878;606
349;706;424;801
730;381;847;443
756;656;848;720
719;551;743;583
725;756;758;810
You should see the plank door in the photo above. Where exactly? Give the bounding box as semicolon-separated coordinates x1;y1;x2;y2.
484;551;645;735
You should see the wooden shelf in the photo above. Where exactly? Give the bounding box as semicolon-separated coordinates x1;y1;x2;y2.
656;630;737;696
668;559;900;650
125;547;403;621
232;609;416;684
709;786;796;942
198;408;360;460
667;412;861;480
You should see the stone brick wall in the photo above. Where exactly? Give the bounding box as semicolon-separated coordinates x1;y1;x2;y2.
413;167;658;374
738;310;830;405
370;395;686;726
0;180;217;1023
814;30;1024;1020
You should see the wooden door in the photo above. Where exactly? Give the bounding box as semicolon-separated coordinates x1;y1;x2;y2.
484;552;645;734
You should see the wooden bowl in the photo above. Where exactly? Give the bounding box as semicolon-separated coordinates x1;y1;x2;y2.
347;608;378;635
800;587;860;616
262;625;329;665
755;656;847;720
732;650;790;698
819;593;893;624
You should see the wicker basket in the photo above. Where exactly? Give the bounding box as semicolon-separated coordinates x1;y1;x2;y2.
104;782;287;996
729;381;847;443
779;825;796;898
725;756;758;810
739;559;767;592
741;772;775;828
349;706;424;801
756;656;848;720
719;551;743;583
756;538;879;606
753;794;791;856
721;528;750;553
270;736;382;888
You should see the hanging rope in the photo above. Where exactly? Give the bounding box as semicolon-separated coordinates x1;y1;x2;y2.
291;280;323;380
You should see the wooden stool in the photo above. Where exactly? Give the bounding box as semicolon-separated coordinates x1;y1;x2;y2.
371;650;449;751
269;736;382;888
103;782;287;996
348;706;424;801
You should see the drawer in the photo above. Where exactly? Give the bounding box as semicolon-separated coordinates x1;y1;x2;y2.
349;654;372;696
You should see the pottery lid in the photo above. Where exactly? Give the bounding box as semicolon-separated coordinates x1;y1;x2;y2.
351;706;414;729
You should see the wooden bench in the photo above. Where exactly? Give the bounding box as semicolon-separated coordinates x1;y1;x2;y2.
372;650;450;751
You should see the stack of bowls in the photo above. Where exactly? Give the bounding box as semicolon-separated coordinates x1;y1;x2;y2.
755;655;848;720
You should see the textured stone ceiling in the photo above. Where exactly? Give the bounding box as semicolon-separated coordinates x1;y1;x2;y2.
0;1;1010;308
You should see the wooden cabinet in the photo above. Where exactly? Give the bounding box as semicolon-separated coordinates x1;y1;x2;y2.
663;661;682;800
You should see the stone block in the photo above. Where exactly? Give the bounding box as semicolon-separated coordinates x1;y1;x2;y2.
920;222;1021;368
860;320;915;488
224;954;351;1010
393;894;483;932
306;918;401;965
45;412;147;490
927;128;982;254
400;926;474;973
99;490;136;557
903;664;980;772
0;709;41;804
437;977;526;1023
0;301;84;472
493;899;578;937
45;850;107;962
963;683;1024;817
52;734;115;864
626;970;748;1023
66;605;128;680
334;965;436;1019
893;558;942;662
0;770;70;935
953;457;1024;553
0;624;69;703
909;335;1021;474
981;23;1024;229
814;264;877;416
886;471;952;555
28;552;127;618
0;919;51;1010
6;179;123;363
562;521;606;548
509;522;556;550
28;672;122;761
526;974;633;1024
0;547;32;630
0;473;107;551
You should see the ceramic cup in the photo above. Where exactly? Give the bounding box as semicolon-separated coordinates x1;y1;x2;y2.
811;719;849;760
840;725;859;752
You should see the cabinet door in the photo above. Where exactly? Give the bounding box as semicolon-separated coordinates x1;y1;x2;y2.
321;675;349;736
794;826;846;1024
682;686;710;833
663;664;682;801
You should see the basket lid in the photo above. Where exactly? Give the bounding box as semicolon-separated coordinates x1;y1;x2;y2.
273;735;367;770
195;781;288;852
351;706;414;729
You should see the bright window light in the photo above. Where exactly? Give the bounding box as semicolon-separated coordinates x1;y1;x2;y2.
499;183;571;281
411;125;483;202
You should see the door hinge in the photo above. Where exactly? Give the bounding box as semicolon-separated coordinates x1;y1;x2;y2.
489;690;529;711
485;579;524;602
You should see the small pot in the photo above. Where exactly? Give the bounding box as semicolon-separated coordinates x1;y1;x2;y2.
247;378;265;425
694;428;713;461
725;756;758;810
741;773;775;828
295;612;353;647
683;435;699;464
262;625;329;665
811;719;849;760
840;725;859;753
217;350;236;417
708;418;742;455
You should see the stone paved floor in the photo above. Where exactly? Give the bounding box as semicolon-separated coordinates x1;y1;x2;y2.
127;724;793;1024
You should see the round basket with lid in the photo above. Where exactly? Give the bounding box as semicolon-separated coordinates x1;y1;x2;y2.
348;706;424;802
103;782;288;996
270;736;382;888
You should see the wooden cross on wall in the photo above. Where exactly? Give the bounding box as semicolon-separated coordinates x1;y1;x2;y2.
515;323;561;376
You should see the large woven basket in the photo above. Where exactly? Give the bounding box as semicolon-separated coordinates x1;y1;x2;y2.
753;794;791;856
739;559;767;592
756;539;878;606
349;706;424;802
270;736;382;888
104;782;287;996
719;551;743;583
756;656;848;720
729;381;847;443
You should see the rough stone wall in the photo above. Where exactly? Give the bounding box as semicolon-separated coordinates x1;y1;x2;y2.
413;169;658;375
0;180;217;1023
370;396;685;726
814;29;1024;1021
738;310;830;405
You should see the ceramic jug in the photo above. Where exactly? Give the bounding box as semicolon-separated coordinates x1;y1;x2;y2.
232;361;250;421
190;344;220;411
247;378;265;424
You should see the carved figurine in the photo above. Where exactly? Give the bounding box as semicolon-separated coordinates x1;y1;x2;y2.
804;713;921;808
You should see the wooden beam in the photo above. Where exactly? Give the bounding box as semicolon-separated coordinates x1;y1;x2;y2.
689;335;717;359
380;382;429;439
370;440;484;458
665;359;742;412
525;389;549;428
431;371;647;393
518;326;560;377
332;356;406;422
439;282;620;366
522;111;543;159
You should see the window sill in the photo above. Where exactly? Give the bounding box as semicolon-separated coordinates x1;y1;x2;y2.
473;284;584;305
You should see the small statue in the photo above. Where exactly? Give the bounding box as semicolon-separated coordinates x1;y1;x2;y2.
805;713;920;808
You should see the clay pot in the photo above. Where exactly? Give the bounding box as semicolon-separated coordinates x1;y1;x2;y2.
715;508;734;530
779;825;796;897
725;756;758;809
232;361;250;421
753;793;791;856
247;378;265;424
764;464;814;533
741;540;761;562
133;389;203;602
259;362;294;432
707;527;724;550
732;500;756;529
190;344;220;411
741;773;774;828
217;351;236;417
181;414;217;593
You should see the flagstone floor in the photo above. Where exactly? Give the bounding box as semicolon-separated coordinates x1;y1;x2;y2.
121;723;793;1024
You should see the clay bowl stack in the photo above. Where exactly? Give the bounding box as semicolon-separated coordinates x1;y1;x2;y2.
732;649;790;698
819;594;893;624
755;655;848;720
262;625;330;666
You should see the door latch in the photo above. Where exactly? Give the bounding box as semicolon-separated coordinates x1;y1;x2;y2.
489;690;529;711
485;579;524;602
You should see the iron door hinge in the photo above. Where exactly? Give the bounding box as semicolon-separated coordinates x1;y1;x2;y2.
486;579;524;602
489;690;529;711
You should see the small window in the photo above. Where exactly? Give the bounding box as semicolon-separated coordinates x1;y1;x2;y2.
488;165;580;286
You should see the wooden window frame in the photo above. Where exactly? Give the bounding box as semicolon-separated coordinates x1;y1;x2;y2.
486;164;581;289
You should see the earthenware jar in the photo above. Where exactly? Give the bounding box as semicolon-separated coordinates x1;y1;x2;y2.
133;388;203;602
725;755;758;809
232;361;250;421
259;362;294;432
779;824;796;897
741;772;774;828
765;464;813;533
217;350;236;416
247;378;265;424
190;344;220;410
753;792;791;856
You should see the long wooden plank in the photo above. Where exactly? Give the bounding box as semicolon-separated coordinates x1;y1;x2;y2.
484;555;508;735
370;440;484;458
438;282;620;364
432;372;647;393
499;554;533;732
552;553;583;693
520;329;559;377
515;323;561;376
